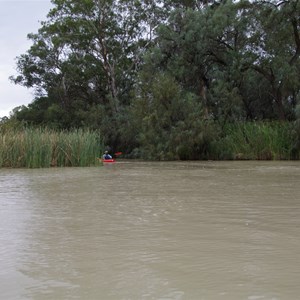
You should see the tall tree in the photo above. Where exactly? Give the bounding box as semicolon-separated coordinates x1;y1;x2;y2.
10;0;166;144
134;0;300;123
243;0;300;120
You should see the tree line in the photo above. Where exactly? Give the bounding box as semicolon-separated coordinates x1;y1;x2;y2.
5;0;300;159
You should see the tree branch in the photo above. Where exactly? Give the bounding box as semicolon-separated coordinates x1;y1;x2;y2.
290;17;300;65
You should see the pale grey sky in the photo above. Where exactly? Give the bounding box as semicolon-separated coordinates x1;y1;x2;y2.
0;0;53;117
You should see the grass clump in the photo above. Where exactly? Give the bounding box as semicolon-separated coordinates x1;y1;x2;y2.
0;128;102;168
214;122;296;160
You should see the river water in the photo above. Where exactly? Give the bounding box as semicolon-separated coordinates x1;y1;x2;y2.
0;161;299;300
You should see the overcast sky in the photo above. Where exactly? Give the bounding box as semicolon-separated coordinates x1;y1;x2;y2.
0;0;53;118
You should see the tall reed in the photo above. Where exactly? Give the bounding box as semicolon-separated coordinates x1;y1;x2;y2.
0;128;102;168
214;122;296;160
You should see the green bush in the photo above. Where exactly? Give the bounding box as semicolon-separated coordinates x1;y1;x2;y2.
215;122;296;160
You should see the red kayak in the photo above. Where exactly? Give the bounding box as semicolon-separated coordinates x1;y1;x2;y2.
100;152;122;164
102;159;115;163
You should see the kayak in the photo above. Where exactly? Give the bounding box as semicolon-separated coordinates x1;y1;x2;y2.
99;152;122;164
102;159;115;163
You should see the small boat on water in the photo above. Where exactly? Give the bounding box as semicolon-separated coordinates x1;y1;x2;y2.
99;152;122;164
102;158;115;163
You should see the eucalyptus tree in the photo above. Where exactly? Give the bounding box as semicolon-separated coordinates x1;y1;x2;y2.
134;0;300;123
10;0;166;134
163;0;222;10
134;1;255;123
130;1;235;159
200;0;300;121
241;0;300;120
129;0;300;158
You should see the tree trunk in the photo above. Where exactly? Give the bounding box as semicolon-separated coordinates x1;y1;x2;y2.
272;86;286;121
97;0;119;115
199;78;209;118
251;65;286;121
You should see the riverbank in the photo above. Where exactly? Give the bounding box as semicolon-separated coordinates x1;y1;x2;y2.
0;122;299;168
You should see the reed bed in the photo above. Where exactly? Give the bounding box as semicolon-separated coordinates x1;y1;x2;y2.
215;122;296;160
0;128;102;168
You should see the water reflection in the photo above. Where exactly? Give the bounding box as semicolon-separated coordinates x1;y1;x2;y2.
0;161;300;299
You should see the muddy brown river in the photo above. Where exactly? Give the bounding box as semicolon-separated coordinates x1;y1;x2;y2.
0;161;299;299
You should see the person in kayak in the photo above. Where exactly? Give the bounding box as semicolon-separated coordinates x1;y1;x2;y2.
103;151;112;160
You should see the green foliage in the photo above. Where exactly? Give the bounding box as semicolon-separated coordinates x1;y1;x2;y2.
214;122;296;160
292;103;300;158
0;128;102;168
7;0;300;160
150;0;300;122
131;72;218;160
9;0;171;150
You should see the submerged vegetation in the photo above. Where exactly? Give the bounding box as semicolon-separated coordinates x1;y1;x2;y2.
0;128;101;168
1;0;300;166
